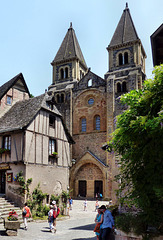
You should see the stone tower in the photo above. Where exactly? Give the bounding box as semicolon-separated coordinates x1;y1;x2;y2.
105;3;146;126
49;23;88;133
104;3;147;195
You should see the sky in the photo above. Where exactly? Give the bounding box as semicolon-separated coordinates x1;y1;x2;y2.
0;0;162;96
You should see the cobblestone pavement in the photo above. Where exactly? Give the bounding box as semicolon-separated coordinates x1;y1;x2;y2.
0;199;109;240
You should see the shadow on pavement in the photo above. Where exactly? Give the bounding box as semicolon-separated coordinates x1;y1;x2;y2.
41;226;52;233
70;223;95;231
0;230;6;236
72;238;96;240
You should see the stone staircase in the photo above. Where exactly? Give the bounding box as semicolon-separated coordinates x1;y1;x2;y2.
0;194;22;224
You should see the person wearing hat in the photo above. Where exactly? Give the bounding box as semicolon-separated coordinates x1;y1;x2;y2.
98;205;115;240
52;200;60;233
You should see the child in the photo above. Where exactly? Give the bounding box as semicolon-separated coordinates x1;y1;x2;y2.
48;205;54;232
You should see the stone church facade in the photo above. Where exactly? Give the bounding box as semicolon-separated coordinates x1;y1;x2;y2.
48;4;146;201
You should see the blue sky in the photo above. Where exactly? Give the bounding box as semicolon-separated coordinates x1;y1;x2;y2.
0;0;162;96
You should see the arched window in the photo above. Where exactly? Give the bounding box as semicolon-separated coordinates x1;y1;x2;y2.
61;93;64;103
65;67;68;78
57;94;61;103
81;118;86;132
80;70;83;79
60;68;64;79
122;82;127;92
124;52;128;64
95;115;100;130
119;53;123;65
56;93;64;103
117;82;121;93
88;79;92;87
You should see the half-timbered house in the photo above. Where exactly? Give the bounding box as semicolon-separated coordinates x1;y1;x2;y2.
0;74;74;206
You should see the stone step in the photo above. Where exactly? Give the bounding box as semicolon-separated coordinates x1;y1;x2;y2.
0;196;22;225
0;208;22;216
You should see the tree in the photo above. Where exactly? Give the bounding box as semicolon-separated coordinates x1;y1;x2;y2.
107;65;163;232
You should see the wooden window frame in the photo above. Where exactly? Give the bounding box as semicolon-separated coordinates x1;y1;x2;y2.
49;115;56;128
3;136;11;151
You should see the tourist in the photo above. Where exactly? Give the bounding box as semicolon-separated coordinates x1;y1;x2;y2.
94;209;103;240
48;205;54;232
52;200;60;233
99;205;114;240
83;199;87;211
69;197;73;210
22;203;32;230
95;200;99;211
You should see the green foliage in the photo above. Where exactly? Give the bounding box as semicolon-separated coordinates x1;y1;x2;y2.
115;213;133;234
7;215;18;221
0;148;10;154
115;213;161;240
32;183;47;205
61;190;70;204
107;205;119;218
14;171;32;196
27;183;48;218
107;65;163;234
43;205;50;216
52;152;58;155
50;194;60;205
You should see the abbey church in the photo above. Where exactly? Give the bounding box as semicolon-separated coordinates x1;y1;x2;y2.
48;3;146;201
0;4;147;204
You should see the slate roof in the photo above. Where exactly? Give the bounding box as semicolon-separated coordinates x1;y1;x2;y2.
88;151;106;167
109;3;139;48
151;23;163;66
51;23;87;68
0;73;30;100
0;93;74;143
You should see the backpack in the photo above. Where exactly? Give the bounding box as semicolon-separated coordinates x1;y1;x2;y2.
22;208;27;216
53;207;60;218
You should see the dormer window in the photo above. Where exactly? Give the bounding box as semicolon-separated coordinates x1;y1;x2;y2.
49;115;56;128
7;96;12;105
88;79;92;87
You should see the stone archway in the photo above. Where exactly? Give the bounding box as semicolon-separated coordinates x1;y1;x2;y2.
70;162;104;198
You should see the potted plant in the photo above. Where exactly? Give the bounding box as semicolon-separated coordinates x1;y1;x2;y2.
4;210;20;236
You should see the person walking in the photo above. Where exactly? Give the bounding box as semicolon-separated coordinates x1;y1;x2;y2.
69;197;73;210
22;202;32;230
48;205;54;232
95;200;99;212
52;200;60;233
99;205;114;240
83;199;87;211
94;209;103;240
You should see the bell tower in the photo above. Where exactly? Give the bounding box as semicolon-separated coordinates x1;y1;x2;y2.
105;3;147;121
48;23;88;133
50;23;88;86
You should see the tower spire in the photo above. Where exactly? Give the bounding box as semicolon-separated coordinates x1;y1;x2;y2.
126;2;128;9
